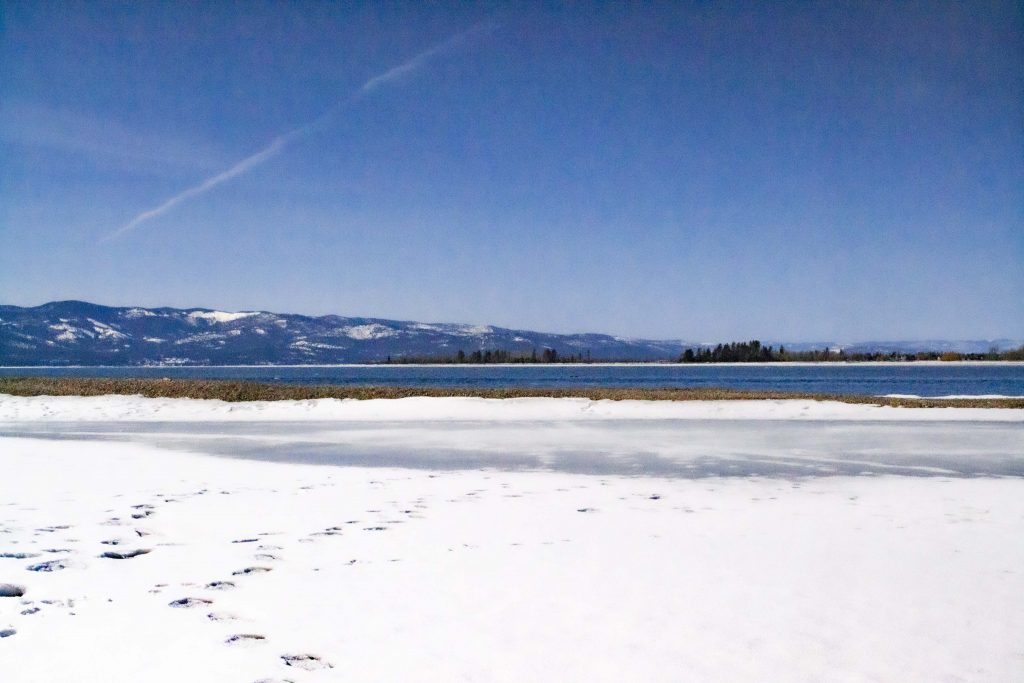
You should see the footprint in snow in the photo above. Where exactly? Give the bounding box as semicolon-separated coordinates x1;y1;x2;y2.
168;597;213;608
0;628;15;638
205;581;235;591
0;584;26;598
0;552;39;559
207;611;238;622
281;654;332;670
232;566;272;576
100;549;151;560
226;633;266;647
27;559;69;572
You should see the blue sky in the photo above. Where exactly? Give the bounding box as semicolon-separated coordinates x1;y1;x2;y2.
1;1;1021;341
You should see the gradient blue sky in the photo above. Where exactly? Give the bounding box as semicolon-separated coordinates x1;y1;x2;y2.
2;1;1021;341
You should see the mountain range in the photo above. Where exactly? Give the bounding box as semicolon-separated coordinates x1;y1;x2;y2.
0;301;1020;366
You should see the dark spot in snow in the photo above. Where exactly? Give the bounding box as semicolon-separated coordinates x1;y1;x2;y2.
232;538;259;544
0;584;26;597
206;581;235;590
0;628;15;638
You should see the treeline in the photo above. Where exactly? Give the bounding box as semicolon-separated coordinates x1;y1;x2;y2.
383;348;594;364
380;342;1024;364
679;340;1024;363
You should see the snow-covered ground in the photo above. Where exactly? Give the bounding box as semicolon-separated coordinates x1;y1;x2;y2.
2;395;1023;682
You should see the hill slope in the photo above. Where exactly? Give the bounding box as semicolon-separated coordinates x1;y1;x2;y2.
0;301;688;365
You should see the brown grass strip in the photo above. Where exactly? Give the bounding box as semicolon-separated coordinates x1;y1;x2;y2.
1;376;1022;409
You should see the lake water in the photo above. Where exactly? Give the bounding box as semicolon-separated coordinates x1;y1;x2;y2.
2;363;1022;397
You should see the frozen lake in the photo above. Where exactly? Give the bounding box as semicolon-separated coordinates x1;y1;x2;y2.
2;395;1022;682
5;417;1023;478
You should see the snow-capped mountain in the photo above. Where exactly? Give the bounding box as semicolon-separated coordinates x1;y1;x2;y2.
0;301;690;365
1;301;1020;366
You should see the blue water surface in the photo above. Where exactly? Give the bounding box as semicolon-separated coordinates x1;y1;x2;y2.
2;363;1022;397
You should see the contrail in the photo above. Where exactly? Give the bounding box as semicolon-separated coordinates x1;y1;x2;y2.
104;21;495;241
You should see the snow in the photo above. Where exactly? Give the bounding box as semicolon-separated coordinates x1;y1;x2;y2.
291;340;346;350
174;332;226;345
885;393;1022;399
458;324;494;336
0;393;1020;423
187;311;258;324
87;318;128;340
122;308;157;319
1;395;1022;681
342;324;398;340
142;337;165;344
48;322;93;342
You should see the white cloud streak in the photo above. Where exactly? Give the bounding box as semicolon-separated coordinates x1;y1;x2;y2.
104;21;495;241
